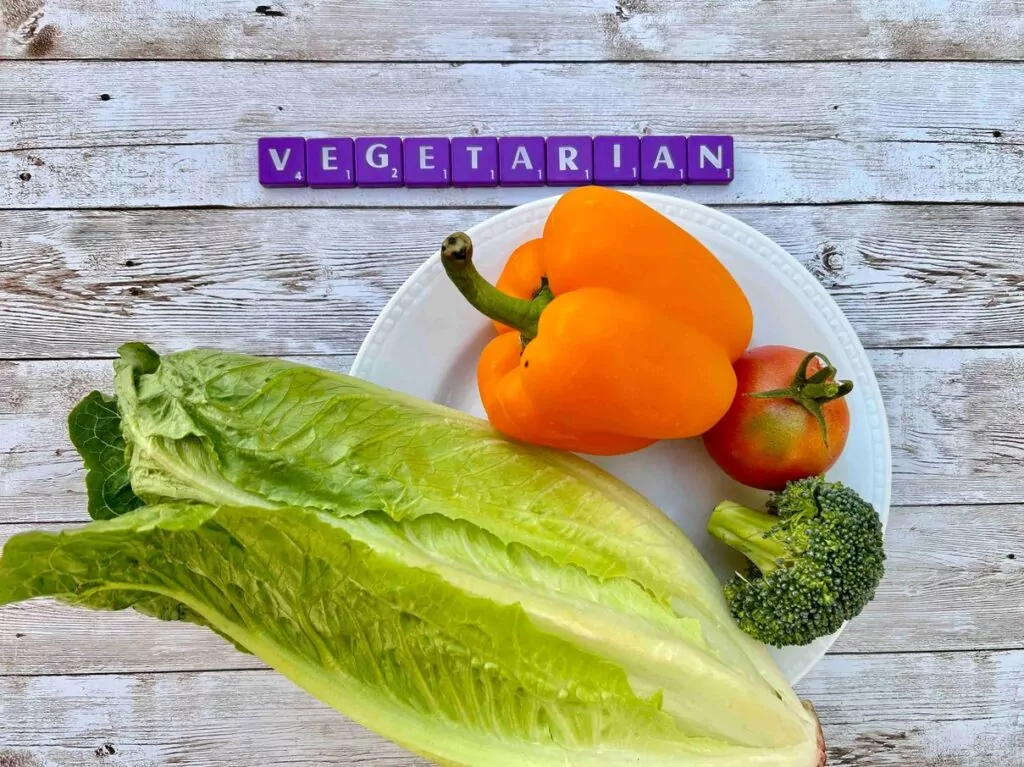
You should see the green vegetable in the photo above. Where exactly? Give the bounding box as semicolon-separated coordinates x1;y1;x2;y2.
707;476;886;648
67;391;143;519
1;344;827;766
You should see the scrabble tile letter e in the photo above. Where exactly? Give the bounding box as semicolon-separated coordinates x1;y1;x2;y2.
306;138;355;188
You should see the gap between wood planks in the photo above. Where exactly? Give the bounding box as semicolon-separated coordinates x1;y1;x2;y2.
4;201;1024;213
8;58;1024;65
4;646;1021;680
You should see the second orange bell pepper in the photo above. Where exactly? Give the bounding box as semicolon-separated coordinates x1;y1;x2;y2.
442;186;753;456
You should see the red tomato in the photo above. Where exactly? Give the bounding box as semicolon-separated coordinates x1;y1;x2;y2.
702;345;852;491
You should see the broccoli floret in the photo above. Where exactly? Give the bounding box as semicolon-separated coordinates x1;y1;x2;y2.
707;476;885;648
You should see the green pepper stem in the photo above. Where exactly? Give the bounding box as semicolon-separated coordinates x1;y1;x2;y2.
440;232;552;341
707;501;789;575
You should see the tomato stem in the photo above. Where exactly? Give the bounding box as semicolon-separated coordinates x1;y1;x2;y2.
749;352;853;446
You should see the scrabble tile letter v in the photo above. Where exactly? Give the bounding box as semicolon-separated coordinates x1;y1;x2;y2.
259;137;307;187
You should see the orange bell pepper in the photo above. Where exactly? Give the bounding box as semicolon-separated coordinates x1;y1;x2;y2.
441;186;753;456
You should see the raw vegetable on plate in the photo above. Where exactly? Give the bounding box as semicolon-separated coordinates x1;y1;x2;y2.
441;185;754;456
0;344;826;766
704;346;854;491
708;476;886;648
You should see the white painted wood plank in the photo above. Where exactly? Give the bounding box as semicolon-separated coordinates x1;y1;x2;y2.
1;62;1021;207
3;500;1020;672
2;205;1023;360
2;0;1022;62
1;653;1020;766
799;650;1024;766
3;349;1024;510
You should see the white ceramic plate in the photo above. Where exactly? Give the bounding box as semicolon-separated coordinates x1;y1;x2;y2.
351;191;891;685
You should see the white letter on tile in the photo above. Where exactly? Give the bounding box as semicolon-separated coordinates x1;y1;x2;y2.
558;146;579;171
367;143;388;169
269;148;291;171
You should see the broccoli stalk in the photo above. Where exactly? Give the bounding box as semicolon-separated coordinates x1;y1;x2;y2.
707;476;886;648
706;501;792;576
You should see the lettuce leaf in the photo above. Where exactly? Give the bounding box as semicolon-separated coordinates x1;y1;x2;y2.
67;392;143;520
0;502;822;765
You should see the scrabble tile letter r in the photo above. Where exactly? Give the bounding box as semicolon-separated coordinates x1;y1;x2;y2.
259;137;307;187
546;137;593;186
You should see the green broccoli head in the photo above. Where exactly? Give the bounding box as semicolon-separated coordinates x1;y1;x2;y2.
707;476;886;648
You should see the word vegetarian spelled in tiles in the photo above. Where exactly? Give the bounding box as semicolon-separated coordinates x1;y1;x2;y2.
258;135;734;189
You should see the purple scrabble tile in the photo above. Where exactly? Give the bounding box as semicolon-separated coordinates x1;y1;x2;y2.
499;137;546;186
306;138;355;188
688;135;734;184
640;136;687;185
546;136;593;186
258;137;307;187
452;137;499;187
593;135;639;185
403;138;451;188
355;137;403;187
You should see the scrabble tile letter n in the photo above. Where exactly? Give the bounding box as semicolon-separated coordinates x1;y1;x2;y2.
259;137;307;187
355;137;404;187
688;136;734;184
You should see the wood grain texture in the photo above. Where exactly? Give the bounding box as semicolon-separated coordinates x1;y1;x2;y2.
3;499;1021;676
4;349;1024;510
1;652;1021;767
2;0;1022;62
1;62;1021;207
3;205;1024;360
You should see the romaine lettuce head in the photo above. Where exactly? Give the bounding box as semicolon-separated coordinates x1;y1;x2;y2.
0;344;825;765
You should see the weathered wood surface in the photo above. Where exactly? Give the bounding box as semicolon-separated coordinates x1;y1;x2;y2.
2;205;1024;359
2;0;1023;62
2;2;1023;763
5;349;1024;511
1;651;1021;767
3;498;1021;675
1;62;1022;207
